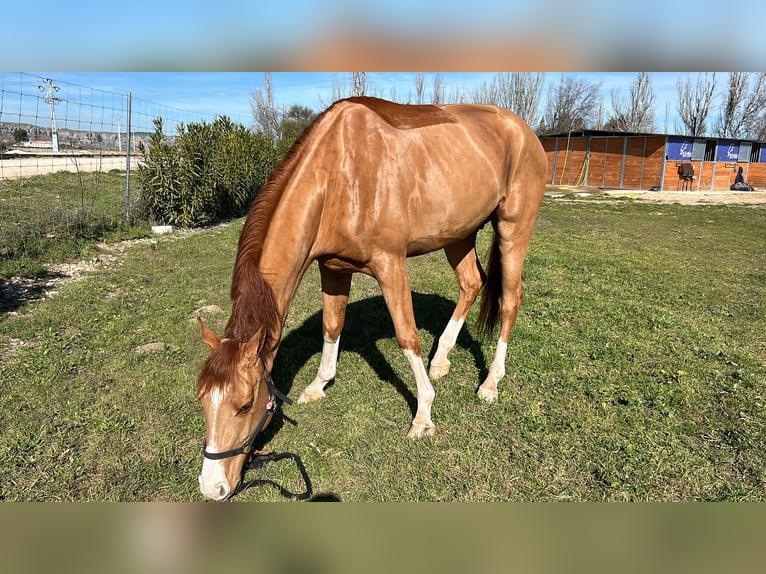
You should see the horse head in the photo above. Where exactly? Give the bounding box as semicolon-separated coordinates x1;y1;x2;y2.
195;318;274;500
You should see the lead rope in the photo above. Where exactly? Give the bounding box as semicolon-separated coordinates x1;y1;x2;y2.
234;451;313;500
229;362;312;500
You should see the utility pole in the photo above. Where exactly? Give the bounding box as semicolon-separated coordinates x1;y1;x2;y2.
124;92;132;222
114;113;122;152
38;78;63;152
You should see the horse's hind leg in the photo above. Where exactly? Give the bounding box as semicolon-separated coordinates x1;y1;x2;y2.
429;235;485;379
298;265;352;404
477;213;539;403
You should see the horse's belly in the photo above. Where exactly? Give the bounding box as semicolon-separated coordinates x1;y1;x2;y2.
405;235;464;257
405;191;495;255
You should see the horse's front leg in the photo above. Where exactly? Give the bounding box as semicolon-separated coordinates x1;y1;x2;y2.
298;265;352;404
374;255;436;439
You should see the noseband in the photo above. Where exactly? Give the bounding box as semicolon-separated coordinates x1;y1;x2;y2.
200;353;312;501
202;360;293;461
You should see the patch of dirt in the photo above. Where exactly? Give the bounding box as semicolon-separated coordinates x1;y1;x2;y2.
133;342;176;354
0;224;228;314
546;186;766;206
601;189;766;206
0;238;148;314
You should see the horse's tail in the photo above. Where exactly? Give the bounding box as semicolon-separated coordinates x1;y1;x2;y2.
477;228;502;336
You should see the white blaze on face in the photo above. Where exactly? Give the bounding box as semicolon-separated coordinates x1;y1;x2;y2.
198;386;231;501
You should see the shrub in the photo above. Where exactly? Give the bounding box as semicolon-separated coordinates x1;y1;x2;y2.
136;116;281;227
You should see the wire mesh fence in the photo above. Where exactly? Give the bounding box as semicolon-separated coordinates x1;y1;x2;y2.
0;72;218;278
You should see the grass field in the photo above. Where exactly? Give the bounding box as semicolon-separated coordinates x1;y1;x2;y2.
0;170;146;278
1;198;764;501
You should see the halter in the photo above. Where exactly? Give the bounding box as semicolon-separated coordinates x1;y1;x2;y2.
200;353;312;500
202;361;292;461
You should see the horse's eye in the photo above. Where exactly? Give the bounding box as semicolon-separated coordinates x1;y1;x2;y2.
238;402;253;414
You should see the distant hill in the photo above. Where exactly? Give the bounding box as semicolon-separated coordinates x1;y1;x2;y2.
0;122;157;152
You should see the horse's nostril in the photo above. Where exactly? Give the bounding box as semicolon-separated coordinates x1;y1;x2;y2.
218;484;230;500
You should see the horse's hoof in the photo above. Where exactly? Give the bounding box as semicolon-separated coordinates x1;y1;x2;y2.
407;422;436;439
428;361;451;379
477;386;498;404
297;389;325;404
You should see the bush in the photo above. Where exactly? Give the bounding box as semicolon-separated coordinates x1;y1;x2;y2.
136;116;282;227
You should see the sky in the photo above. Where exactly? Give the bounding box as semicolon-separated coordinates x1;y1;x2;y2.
3;1;763;135
4;1;765;71
7;72;711;135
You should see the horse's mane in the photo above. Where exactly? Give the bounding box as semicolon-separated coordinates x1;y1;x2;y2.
223;96;451;354
223;100;343;351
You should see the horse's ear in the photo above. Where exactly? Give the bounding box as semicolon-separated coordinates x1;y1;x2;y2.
242;326;266;367
198;317;221;351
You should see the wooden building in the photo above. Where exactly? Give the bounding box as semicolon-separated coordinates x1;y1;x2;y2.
540;131;766;191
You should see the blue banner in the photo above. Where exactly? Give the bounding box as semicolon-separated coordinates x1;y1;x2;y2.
667;136;693;160
716;140;739;161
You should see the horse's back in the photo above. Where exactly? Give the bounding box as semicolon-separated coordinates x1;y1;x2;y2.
313;98;546;259
337;97;545;185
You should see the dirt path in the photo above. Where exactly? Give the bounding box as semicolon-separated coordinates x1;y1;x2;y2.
0;225;229;314
0;154;140;179
546;186;766;206
601;189;766;206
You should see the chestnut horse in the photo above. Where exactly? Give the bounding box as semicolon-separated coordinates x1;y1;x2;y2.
196;96;547;500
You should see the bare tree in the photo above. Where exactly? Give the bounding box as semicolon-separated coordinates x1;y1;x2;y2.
471;72;545;127
542;74;602;134
714;72;766;139
432;73;444;105
750;115;766;141
351;72;367;97
411;73;462;105
609;72;656;132
595;98;605;130
676;72;718;137
250;72;280;140
318;72;371;108
414;73;426;104
328;74;346;104
448;85;468;103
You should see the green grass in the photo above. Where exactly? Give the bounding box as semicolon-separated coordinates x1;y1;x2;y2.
0;170;149;278
1;200;764;501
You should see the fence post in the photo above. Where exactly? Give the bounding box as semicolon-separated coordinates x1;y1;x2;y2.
124;91;132;222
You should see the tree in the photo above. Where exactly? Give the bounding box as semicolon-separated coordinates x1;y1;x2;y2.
251;72;280;140
251;75;318;147
414;72;426;104
542;74;602;134
431;73;444;105
351;72;367;97
676;72;717;137
317;72;373;108
714;72;766;139
471;72;545;127
410;73;463;105
609;72;656;132
277;105;317;142
13;128;28;143
748;111;766;142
